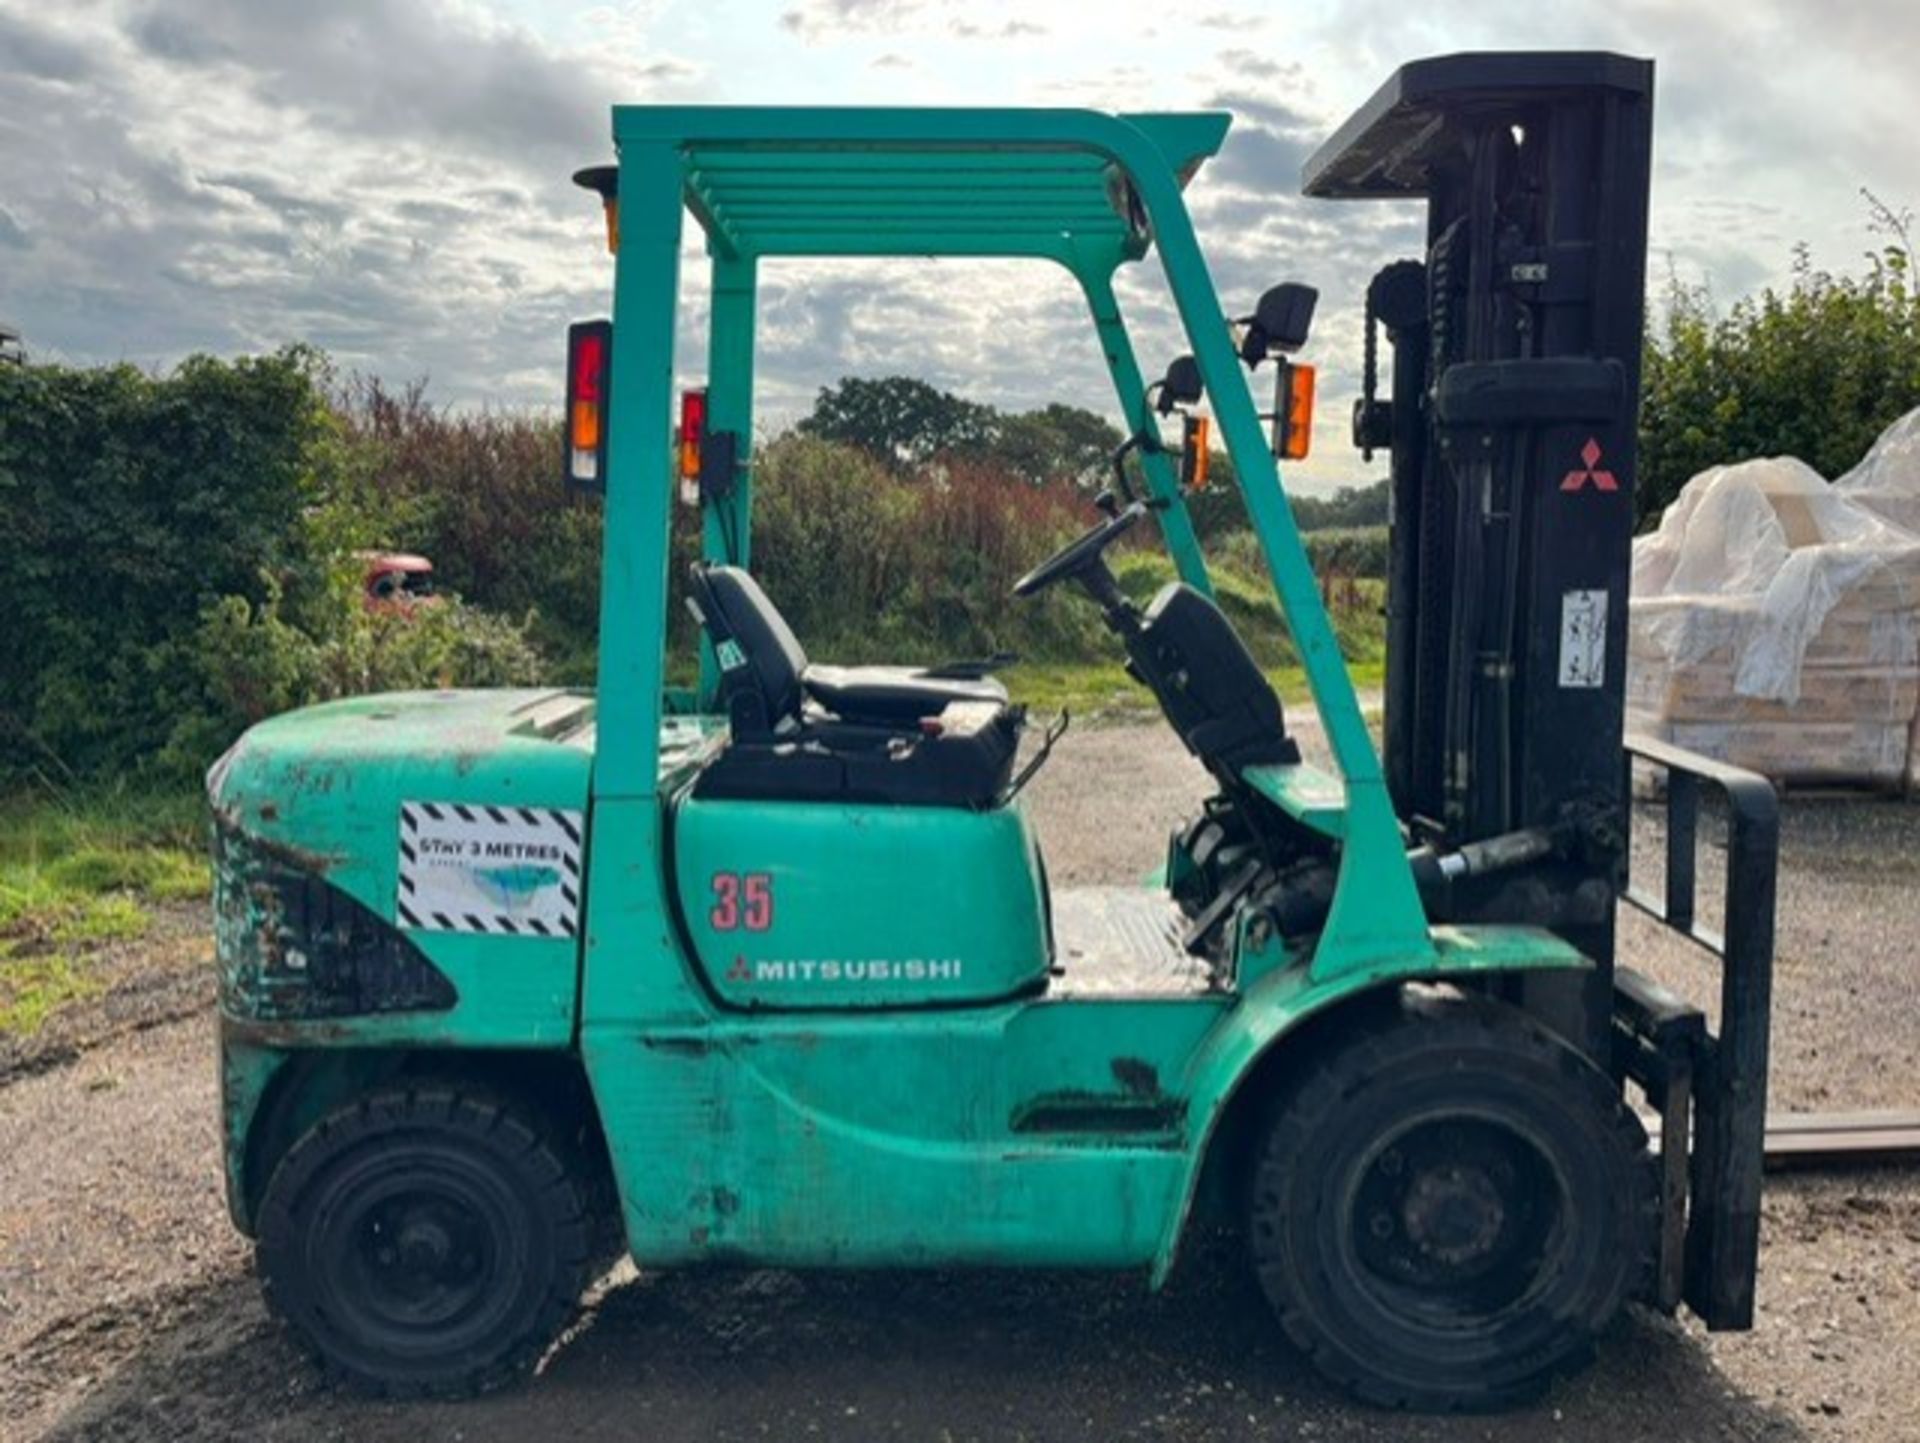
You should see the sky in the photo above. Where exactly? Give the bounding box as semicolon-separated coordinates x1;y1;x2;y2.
2;0;1917;491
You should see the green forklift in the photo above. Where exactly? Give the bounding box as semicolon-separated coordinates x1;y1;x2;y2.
210;53;1778;1410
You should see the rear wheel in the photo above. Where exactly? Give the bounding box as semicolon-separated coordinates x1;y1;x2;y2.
256;1083;595;1397
1246;989;1651;1411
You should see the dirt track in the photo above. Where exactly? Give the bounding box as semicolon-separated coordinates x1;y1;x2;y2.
2;720;1918;1441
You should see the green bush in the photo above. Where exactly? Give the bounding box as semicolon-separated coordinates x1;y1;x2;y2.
746;436;1106;664
162;570;543;771
1303;526;1389;579
1210;526;1388;583
332;378;603;676
0;350;336;781
0;355;555;785
1639;239;1920;521
0;351;1398;789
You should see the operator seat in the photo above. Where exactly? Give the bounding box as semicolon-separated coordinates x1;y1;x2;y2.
686;564;1022;809
692;565;1009;724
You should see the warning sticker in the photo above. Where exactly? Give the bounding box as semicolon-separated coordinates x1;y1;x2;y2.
1558;590;1608;689
397;802;583;936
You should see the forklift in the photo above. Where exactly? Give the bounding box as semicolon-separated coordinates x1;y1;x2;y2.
209;53;1777;1410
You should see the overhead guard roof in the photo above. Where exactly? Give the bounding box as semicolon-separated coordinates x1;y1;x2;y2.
1302;51;1652;200
607;107;1232;267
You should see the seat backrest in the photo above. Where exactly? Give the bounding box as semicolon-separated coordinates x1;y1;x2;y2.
689;565;810;732
1128;582;1299;776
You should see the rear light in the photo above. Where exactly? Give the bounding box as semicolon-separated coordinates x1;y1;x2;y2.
1180;413;1212;490
565;319;612;492
1274;361;1315;462
678;388;708;506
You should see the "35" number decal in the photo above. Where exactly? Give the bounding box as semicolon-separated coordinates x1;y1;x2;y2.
709;872;773;932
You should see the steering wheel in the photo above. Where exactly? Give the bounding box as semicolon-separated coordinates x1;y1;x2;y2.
1012;502;1145;598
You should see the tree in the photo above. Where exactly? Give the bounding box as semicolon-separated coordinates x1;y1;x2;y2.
1292;479;1390;531
797;375;998;468
991;403;1123;488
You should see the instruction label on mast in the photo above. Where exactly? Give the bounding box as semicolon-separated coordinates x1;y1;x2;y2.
1558;589;1608;689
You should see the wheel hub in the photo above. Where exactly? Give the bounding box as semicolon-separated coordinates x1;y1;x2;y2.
1350;1116;1560;1316
397;1215;456;1274
352;1190;493;1323
1400;1164;1506;1266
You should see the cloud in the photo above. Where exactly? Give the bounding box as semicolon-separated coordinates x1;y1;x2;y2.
950;18;1047;38
0;0;701;402
5;0;1917;493
0;7;98;81
781;0;926;42
123;8;231;64
782;0;1048;43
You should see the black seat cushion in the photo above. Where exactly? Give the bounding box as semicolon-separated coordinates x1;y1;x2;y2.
1126;583;1299;777
693;700;1021;809
803;664;1007;724
690;565;810;732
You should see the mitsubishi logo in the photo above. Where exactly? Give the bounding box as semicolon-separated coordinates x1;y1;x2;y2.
1561;437;1619;492
726;954;751;983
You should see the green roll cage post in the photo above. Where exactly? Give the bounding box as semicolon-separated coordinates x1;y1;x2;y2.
592;110;1433;1036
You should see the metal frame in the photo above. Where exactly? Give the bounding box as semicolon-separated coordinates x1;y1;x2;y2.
1618;733;1778;1329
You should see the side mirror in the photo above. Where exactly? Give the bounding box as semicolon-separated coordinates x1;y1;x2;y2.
1238;283;1319;366
1154;354;1203;415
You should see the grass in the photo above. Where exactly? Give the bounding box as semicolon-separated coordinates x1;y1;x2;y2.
0;785;209;1037
0;957;108;1035
1005;656;1386;719
1004;553;1388;720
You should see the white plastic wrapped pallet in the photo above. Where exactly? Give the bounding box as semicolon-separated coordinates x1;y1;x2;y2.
1838;407;1920;534
1628;436;1920;789
1838;406;1920;786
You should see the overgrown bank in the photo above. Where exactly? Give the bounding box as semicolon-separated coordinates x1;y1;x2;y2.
0;358;1382;793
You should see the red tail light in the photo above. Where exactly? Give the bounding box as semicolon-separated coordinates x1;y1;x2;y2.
678;388;709;505
678;387;708;489
564;319;611;492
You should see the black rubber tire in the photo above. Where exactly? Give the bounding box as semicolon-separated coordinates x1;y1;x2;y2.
1246;988;1652;1411
255;1082;595;1397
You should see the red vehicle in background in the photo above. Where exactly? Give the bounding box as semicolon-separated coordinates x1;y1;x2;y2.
356;552;438;612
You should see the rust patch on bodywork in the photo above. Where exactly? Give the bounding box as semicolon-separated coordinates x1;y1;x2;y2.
1010;1056;1184;1136
642;1036;712;1057
223;1014;365;1048
213;819;453;1024
1110;1056;1159;1098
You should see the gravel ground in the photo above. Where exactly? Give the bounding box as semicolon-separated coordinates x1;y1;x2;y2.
1;717;1916;1442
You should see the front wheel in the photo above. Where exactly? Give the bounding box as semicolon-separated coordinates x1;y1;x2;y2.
256;1083;596;1396
1246;989;1652;1411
